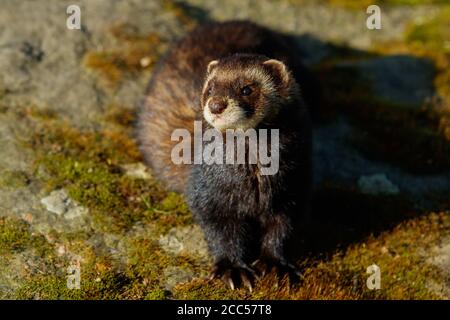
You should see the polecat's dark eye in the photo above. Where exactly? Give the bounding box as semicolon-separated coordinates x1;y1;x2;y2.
241;86;252;96
207;87;213;95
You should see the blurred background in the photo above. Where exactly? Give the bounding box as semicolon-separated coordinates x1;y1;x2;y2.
0;0;449;299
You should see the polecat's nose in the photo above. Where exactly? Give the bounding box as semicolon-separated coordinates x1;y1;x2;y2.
209;100;227;114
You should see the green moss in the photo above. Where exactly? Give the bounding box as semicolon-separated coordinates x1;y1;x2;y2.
16;275;80;300
16;255;130;300
125;239;170;278
30;233;59;261
145;289;170;300
0;217;32;254
334;212;448;299
148;192;193;233
120;239;174;298
26;116;173;234
0;170;29;188
403;6;450;140
118;235;209;299
248;211;448;300
173;279;245;300
47;160;142;233
14;232;156;300
0;217;59;287
14;110;204;298
407;7;450;48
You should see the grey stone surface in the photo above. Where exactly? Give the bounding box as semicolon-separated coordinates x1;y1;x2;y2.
163;266;197;291
313;118;450;197
41;189;88;218
0;0;448;297
121;162;153;180
159;225;209;260
0;0;183;129
336;56;436;108
184;0;439;50
358;173;400;195
427;237;450;299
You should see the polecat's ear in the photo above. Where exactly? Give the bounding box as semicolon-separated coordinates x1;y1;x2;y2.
263;59;290;88
207;60;219;74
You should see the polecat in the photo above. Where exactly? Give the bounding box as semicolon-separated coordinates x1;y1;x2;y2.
137;20;313;290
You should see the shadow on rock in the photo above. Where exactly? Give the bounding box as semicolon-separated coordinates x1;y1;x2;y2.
285;33;450;261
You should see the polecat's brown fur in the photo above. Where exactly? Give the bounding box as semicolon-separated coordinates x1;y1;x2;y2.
137;20;313;289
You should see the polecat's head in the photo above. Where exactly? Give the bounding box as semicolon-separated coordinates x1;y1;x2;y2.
201;54;297;131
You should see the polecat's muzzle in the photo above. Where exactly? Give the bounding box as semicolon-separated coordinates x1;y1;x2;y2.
208;98;228;115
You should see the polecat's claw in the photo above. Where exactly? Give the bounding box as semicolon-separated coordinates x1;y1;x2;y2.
239;270;253;292
221;269;235;290
209;259;257;291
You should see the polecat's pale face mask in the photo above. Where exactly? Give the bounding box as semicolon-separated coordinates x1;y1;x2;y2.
201;59;290;132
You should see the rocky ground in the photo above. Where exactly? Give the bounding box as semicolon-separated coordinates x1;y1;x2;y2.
0;0;449;299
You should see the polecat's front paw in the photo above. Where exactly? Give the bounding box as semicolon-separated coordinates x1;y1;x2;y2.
209;259;257;292
251;258;302;282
